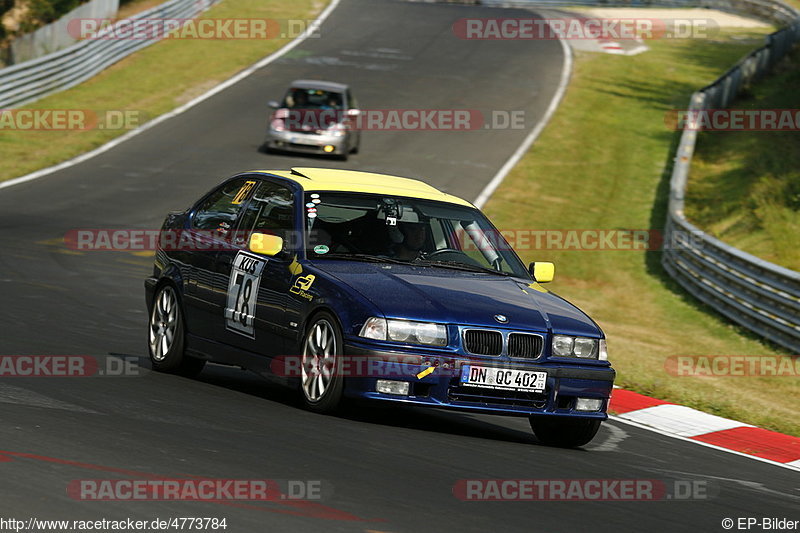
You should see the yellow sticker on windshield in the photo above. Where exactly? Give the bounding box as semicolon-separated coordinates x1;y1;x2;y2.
232;180;257;205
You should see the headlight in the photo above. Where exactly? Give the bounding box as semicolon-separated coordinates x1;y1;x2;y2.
327;123;346;137
552;335;606;360
360;318;447;346
270;118;285;131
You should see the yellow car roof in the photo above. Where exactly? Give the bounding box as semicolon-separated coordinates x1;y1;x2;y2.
253;168;474;208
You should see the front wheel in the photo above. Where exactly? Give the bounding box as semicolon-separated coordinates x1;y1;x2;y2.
529;416;601;448
300;312;345;413
148;284;206;377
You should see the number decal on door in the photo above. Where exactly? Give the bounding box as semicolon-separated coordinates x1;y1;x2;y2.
225;251;266;338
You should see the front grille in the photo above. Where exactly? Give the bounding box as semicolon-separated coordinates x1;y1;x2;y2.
508;333;543;359
287;142;323;151
448;385;548;409
463;330;503;356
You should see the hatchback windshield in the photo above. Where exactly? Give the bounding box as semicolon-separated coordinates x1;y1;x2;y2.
283;88;344;110
304;192;530;279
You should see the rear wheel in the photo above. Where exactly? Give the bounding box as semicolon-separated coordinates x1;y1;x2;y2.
148;284;206;377
529;416;601;448
300;312;344;413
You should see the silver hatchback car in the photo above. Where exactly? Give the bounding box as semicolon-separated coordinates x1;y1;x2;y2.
264;80;361;161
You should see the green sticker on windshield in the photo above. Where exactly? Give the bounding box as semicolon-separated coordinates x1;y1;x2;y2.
314;245;330;254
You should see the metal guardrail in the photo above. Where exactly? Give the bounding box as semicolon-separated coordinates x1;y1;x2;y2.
430;0;800;353
0;0;219;109
663;16;800;354
9;0;119;65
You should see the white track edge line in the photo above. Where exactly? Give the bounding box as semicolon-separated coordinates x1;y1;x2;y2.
0;0;343;192
473;34;572;208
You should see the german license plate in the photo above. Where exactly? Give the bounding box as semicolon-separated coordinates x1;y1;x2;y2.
460;365;546;392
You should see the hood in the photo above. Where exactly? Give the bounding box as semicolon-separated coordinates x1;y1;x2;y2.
311;261;601;337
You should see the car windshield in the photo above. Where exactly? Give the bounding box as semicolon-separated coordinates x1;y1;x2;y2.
304;192;531;279
282;87;344;110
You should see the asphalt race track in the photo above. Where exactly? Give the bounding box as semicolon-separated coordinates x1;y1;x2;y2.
0;0;797;531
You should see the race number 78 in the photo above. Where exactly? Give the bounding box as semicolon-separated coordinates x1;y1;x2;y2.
231;272;253;327
225;252;265;338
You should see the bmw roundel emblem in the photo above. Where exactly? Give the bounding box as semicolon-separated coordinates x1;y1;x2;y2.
494;314;508;324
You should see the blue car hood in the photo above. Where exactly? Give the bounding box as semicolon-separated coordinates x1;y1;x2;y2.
312;261;601;337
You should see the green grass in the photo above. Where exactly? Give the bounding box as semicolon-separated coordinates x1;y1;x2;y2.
0;0;325;182
483;30;800;436
685;46;800;271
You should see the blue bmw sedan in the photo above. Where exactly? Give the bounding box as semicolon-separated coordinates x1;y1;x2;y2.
145;167;615;447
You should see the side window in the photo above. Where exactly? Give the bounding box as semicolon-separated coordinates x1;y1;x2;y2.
235;181;296;247
192;179;256;235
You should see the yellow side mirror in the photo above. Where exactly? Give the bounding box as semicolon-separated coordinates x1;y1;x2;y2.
249;233;283;256
530;262;555;283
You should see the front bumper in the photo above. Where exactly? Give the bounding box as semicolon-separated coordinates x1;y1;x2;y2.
341;341;615;419
265;129;347;155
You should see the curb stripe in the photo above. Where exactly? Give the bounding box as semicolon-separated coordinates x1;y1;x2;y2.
690;427;800;463
608;388;670;414
609;388;799;469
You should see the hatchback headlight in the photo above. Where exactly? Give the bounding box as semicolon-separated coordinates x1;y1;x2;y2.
552;335;607;360
327;123;347;137
360;318;447;346
270;118;285;131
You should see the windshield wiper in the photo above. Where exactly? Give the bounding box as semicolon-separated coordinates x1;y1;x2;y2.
415;259;511;276
314;254;511;276
315;253;412;265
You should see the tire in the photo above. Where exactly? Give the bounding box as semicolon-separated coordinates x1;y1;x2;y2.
530;416;601;448
148;284;206;377
299;311;345;413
